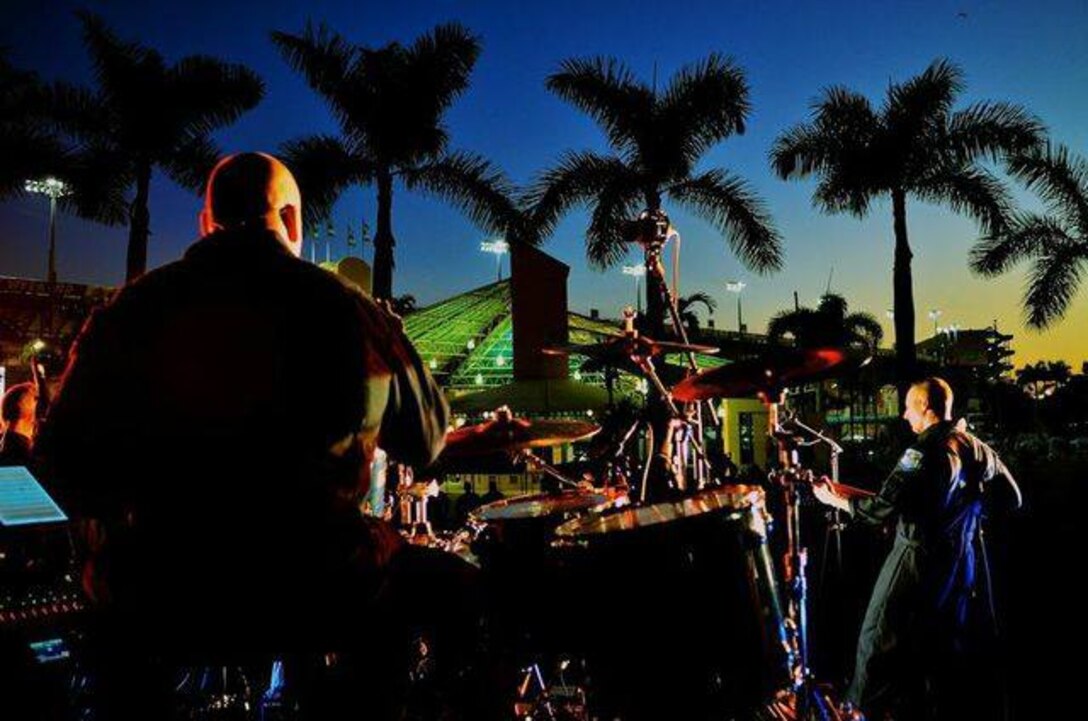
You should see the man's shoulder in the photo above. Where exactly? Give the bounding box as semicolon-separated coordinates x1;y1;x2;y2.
83;259;191;328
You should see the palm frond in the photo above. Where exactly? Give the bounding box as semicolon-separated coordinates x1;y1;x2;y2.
969;212;1075;276
280;135;370;226
270;23;354;114
766;308;819;344
527;151;639;239
584;175;644;269
770;85;879;189
946;101;1044;164
813;173;874;218
659;53;749;168
884;58;963;137
76;10;161;106
160;133;219;193
168;56;264;137
45;81;113;142
58;144;133;226
770;123;837;179
1022;240;1088;328
1008;144;1088;233
678;291;718;315
669;169;783;273
403;22;481;115
546;57;654;155
915;164;1012;235
406;150;534;245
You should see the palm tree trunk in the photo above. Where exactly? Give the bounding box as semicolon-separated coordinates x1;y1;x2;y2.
891;188;916;406
125;161;152;282
372;169;395;300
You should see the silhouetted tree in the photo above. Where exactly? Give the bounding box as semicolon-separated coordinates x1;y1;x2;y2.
771;59;1043;395
676;291;717;334
767;293;883;353
530;54;782;337
49;12;263;281
272;22;530;299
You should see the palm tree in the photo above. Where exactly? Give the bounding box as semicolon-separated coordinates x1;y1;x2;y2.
771;59;1043;394
676;292;717;335
272;22;529;300
970;144;1088;328
51;12;264;281
0;51;68;199
1017;360;1071;400
530;55;782;337
767;293;883;430
766;292;883;353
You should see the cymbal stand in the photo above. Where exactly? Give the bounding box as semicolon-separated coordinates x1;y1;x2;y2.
638;218;721;490
514;450;588;490
629;345;713;496
617;306;718;500
766;392;840;720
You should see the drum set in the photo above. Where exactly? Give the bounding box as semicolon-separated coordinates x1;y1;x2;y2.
392;330;872;720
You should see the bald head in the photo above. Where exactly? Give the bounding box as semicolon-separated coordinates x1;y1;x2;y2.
903;376;954;435
200;153;303;256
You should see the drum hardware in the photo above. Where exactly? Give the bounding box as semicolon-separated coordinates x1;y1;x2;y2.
668;347;873;718
765;391;845;720
778;411;848;590
633;209;723;491
545;307;719;498
514;658;587;721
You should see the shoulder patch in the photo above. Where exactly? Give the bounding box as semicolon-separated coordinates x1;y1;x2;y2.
897;448;924;472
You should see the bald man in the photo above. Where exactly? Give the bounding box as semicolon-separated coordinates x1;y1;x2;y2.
814;378;1020;720
36;153;451;704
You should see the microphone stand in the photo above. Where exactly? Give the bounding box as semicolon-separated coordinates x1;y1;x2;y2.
781;414;846;590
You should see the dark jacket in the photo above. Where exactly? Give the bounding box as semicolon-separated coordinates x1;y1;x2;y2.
35;227;448;647
846;419;1019;714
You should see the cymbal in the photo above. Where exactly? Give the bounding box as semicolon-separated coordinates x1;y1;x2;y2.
555;484;765;537
671;348;849;401
442;413;600;458
544;334;718;364
471;489;618;523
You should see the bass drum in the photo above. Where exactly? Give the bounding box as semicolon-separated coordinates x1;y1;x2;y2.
550;485;790;720
466;488;627;655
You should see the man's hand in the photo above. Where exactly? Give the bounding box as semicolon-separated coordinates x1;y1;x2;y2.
812;476;851;513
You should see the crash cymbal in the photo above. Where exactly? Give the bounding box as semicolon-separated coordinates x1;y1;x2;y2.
671;348;850;402
441;409;600;458
543;334;718;363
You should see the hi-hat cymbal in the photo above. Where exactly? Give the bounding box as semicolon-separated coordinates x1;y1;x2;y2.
441;411;600;458
671;348;851;401
544;334;718;364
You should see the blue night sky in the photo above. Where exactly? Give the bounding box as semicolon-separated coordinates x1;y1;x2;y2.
2;0;1087;366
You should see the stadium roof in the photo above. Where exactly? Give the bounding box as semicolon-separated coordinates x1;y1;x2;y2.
402;280;728;408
